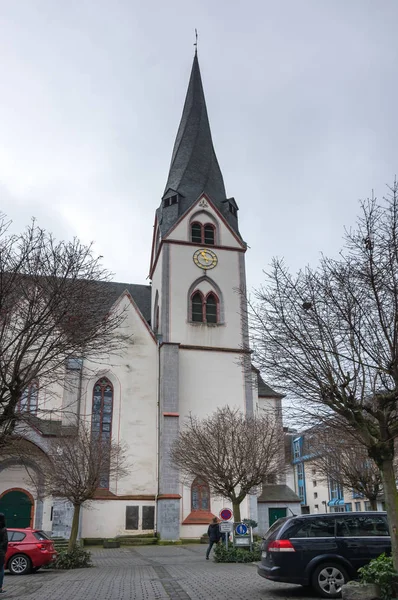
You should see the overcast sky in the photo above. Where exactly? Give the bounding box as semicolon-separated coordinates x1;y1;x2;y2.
1;0;398;291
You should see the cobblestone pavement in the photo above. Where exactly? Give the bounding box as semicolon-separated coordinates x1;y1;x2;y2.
3;545;316;600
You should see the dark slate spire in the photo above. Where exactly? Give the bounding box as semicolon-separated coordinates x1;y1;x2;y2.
158;54;241;239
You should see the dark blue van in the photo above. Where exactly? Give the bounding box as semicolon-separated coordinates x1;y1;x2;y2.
258;512;391;598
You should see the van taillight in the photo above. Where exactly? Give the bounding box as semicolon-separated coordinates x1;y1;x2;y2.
267;540;295;552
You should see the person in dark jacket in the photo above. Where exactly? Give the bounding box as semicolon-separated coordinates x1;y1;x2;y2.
206;517;221;560
0;513;8;594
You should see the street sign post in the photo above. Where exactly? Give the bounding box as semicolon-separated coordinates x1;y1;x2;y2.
219;508;233;521
233;522;253;550
219;520;233;550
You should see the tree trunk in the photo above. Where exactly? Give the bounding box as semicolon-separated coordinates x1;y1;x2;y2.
68;504;81;552
380;459;398;571
232;501;241;522
368;497;378;510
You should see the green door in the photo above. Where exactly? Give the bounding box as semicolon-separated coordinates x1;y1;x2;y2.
0;490;33;528
269;507;287;526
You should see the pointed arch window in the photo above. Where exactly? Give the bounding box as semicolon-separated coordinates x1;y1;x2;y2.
190;222;216;245
206;293;218;323
191;477;210;511
191;292;204;322
19;381;38;414
92;378;113;440
190;291;219;324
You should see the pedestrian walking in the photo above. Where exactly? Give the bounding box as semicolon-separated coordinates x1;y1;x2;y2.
206;517;221;560
0;513;8;594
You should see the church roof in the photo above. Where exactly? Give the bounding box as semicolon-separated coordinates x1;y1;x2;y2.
100;281;152;324
157;53;241;239
257;373;284;398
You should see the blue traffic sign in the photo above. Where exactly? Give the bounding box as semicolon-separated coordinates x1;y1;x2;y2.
235;523;248;535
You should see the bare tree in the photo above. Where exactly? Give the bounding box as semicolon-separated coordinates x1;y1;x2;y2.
21;424;129;551
171;406;283;521
0;214;128;445
249;182;398;568
307;426;383;509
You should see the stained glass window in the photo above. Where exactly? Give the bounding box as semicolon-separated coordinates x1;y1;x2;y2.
92;378;113;488
191;478;210;511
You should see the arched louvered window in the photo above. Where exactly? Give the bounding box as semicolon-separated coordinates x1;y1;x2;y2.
191;222;216;245
206;293;218;324
191;292;204;322
19;382;38;414
191;223;202;244
204;224;215;245
191;477;210;511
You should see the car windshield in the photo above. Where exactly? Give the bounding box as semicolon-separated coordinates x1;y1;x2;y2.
263;517;290;540
33;531;50;541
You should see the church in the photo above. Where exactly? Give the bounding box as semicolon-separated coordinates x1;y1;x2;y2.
0;52;297;540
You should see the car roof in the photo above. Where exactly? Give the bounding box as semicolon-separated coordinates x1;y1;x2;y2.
285;511;386;521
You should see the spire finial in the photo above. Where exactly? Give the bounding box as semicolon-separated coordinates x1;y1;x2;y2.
194;29;198;55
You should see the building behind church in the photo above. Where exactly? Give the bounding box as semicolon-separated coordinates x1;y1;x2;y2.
0;52;298;540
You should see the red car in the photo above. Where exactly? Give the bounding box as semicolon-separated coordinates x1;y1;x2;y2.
6;529;58;575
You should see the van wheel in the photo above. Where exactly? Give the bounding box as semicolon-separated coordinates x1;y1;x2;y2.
8;554;32;575
311;562;348;598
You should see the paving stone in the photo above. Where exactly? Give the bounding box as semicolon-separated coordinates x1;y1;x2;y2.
2;545;315;600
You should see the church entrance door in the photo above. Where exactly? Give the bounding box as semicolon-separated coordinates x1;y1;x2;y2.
0;490;33;528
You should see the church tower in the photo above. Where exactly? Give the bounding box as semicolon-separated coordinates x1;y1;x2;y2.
150;52;254;540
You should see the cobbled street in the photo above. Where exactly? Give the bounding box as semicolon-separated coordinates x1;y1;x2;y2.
3;545;316;600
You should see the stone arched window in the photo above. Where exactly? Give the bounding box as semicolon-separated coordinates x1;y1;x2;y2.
91;378;113;441
190;290;219;324
190;222;216;245
19;381;38;414
191;478;210;512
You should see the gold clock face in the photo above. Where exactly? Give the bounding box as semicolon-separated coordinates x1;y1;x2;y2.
193;248;218;270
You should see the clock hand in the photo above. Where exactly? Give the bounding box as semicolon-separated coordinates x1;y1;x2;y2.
200;251;211;263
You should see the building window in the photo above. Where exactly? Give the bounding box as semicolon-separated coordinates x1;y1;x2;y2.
19;382;39;414
204;224;215;245
314;492;318;499
355;501;361;512
191;478;210;511
293;438;302;459
329;479;343;501
313;480;317;487
206;293;218;323
92;377;113;489
364;501;372;511
164;194;178;208
190;290;219;324
191;223;202;244
229;203;237;216
190;222;216;245
345;503;352;512
191;291;204;322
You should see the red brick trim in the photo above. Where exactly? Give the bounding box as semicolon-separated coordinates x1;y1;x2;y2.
157;494;181;500
182;510;216;525
93;493;156;501
163;412;179;417
179;344;252;353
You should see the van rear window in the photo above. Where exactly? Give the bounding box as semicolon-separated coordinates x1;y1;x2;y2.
263;517;290;540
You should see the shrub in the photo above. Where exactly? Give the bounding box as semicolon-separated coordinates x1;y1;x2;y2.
54;546;93;570
358;554;397;600
243;518;258;529
214;542;261;563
